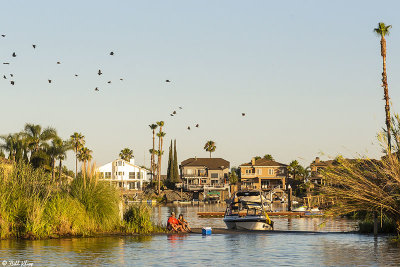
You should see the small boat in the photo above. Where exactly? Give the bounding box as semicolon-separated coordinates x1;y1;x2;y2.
223;190;273;231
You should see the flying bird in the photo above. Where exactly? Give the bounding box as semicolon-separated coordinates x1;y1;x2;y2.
10;81;14;85
179;106;183;109
75;74;78;77
48;79;52;83
10;74;13;77
98;70;102;75
95;87;99;91
120;78;123;81
32;45;36;49
165;80;170;83
57;62;61;64
170;114;174;117
12;52;16;57
187;126;191;130
172;111;176;115
242;113;246;116
1;35;5;37
3;75;6;79
196;124;199;128
107;81;111;84
3;63;10;65
110;51;114;56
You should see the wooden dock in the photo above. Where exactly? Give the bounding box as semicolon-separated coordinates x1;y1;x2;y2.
197;211;306;217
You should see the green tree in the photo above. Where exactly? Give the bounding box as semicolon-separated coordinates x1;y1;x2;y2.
172;139;180;184
166;140;173;184
77;146;93;188
263;154;274;161
287;160;302;180
70;132;85;178
374;22;392;152
204;140;216;158
229;167;239;185
24;123;57;156
149;124;158;181
119;148;134;162
156;121;165;194
254;156;261;160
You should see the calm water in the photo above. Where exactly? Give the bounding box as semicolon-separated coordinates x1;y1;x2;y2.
1;204;400;266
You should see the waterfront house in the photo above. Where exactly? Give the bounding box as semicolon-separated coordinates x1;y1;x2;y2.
239;158;287;191
97;158;149;190
180;157;230;191
309;157;333;185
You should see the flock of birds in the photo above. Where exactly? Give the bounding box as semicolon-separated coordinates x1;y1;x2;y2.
1;34;125;91
1;33;247;130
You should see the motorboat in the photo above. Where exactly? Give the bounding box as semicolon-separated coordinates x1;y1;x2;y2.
223;190;273;231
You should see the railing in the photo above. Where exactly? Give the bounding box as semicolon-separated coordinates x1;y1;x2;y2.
184;183;229;191
182;174;208;178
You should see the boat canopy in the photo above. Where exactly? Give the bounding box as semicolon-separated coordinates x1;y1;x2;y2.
236;191;261;197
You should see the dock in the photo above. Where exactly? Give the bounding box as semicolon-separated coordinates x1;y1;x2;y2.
197;211;306;217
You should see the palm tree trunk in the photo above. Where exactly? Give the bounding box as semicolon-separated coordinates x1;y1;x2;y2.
83;160;86;188
210;151;211;158
59;159;62;182
75;147;78;178
381;36;391;152
152;130;155;182
158;136;164;195
52;158;56;182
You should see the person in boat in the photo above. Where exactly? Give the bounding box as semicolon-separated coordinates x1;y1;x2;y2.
167;212;184;232
178;214;191;232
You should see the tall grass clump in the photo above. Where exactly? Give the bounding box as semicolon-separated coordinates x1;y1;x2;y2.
69;163;121;232
123;204;165;234
321;146;400;234
0;161;123;239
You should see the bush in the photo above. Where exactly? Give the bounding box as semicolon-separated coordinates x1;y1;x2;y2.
123;204;165;234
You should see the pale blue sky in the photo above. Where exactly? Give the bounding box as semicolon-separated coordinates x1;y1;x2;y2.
1;1;400;171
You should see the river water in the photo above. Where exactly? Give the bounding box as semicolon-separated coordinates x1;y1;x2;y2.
1;204;400;266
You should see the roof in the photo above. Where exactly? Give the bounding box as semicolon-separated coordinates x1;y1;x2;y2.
181;158;230;170
240;159;287;167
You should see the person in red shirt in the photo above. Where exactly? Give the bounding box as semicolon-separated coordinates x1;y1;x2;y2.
167;212;184;232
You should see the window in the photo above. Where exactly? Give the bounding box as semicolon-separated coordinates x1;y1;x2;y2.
138;172;143;179
268;169;274;175
211;173;219;179
117;161;123;166
117;172;124;176
201;179;207;184
186;169;194;175
129;172;136;179
256;169;262;175
245;169;253;174
104;172;111;178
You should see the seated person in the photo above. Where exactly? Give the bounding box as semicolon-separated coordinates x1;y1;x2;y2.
178;214;191;232
167;212;184;232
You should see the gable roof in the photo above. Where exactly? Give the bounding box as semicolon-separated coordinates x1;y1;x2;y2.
181;158;230;170
240;159;287;167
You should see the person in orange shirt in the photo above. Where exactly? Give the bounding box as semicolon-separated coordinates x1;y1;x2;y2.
167;212;184;232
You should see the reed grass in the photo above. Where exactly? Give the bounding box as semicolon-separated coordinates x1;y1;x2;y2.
123;204;166;234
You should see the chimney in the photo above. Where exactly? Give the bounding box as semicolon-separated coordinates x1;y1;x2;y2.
315;157;320;163
129;158;135;165
251;157;256;165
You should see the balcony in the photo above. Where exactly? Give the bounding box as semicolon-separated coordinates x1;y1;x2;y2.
183;183;229;191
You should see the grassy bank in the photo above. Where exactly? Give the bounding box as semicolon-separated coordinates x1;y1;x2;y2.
0;162;165;239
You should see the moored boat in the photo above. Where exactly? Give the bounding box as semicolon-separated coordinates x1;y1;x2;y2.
223;190;273;231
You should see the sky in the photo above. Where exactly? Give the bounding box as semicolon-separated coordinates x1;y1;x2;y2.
1;0;400;172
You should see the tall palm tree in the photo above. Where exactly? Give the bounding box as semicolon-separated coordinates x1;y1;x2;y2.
204;140;216;158
0;133;27;162
70;132;85;178
149;124;158;181
287;160;302;180
24;123;57;156
57;140;72;182
156;131;166;194
77;146;93;188
119;148;134;162
47;137;63;181
374;22;392;152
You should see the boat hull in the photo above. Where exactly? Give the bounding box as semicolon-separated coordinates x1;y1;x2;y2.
223;216;273;231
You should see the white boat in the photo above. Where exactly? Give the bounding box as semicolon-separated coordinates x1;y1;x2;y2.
223;190;273;231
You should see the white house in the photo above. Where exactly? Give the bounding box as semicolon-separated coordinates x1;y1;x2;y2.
97;158;149;190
